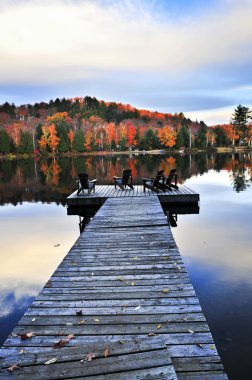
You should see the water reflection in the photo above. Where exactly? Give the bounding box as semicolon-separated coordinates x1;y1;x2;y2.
0;152;251;206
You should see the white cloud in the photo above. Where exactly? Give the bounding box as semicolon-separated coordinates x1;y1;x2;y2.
1;0;252;84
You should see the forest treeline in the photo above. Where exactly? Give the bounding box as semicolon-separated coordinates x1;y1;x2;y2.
0;97;251;155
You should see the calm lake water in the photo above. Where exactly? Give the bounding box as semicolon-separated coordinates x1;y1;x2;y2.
0;152;252;379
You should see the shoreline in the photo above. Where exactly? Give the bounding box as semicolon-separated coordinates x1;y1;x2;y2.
0;147;251;160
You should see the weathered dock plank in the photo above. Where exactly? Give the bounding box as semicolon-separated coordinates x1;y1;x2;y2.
0;196;227;379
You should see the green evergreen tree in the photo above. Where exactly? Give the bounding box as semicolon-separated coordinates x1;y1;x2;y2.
232;104;250;144
19;131;33;153
73;129;85;152
0;129;11;153
195;123;208;149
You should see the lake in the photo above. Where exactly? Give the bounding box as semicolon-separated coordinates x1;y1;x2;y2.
0;152;252;379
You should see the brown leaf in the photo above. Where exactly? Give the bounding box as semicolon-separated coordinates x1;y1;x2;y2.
7;364;20;373
148;333;156;336
162;289;169;293
20;332;35;340
85;352;96;362
76;310;83;316
104;347;109;358
94;317;100;323
53;334;75;349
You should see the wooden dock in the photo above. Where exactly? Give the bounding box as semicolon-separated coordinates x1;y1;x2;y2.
0;196;228;379
67;184;199;207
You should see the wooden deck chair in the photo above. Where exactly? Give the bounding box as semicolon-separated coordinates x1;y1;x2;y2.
142;170;164;193
158;169;178;191
77;173;97;195
113;169;133;190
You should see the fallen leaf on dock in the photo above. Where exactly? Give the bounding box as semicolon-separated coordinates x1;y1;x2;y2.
188;329;195;334
161;256;169;260
94;317;100;323
162;289;169;293
53;334;75;349
45;358;58;365
83;353;96;362
7;364;20;373
45;280;52;288
157;324;162;329
196;343;204;348
135;306;141;310
20;332;35;340
66;322;73;326
209;344;215;350
104;347;109;358
77;320;86;325
131;282;135;286
31;318;36;322
148;333;156;336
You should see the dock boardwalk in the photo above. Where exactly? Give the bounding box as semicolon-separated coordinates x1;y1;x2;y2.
0;197;228;379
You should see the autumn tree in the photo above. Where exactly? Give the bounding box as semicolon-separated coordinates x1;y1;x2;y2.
38;124;59;154
6;122;22;151
158;125;177;149
68;129;75;151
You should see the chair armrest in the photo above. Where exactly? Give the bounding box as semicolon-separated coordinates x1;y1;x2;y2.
113;176;122;180
89;179;97;183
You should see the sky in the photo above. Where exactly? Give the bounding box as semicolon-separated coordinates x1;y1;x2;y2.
0;0;252;125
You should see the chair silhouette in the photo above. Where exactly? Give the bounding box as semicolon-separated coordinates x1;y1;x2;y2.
158;169;178;191
77;173;97;195
113;169;133;190
142;170;164;193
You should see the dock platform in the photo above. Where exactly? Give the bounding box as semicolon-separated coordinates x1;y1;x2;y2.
0;196;227;379
67;184;199;207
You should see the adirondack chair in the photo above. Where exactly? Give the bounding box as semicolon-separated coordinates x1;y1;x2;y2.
158;169;178;191
142;170;165;193
113;169;133;190
77;173;97;195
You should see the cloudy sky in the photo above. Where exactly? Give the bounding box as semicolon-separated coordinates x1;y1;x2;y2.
0;0;252;125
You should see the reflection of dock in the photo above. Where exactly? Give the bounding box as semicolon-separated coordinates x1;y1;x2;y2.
0;196;227;379
67;184;200;207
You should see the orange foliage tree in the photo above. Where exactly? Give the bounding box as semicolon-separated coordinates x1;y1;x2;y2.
68;129;75;151
38;124;60;154
6;122;22;149
223;124;239;145
158;125;177;148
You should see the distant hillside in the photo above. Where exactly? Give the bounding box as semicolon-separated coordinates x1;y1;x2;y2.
0;96;210;154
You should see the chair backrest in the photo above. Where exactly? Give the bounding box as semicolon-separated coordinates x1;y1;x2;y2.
122;169;132;185
153;170;164;186
78;173;89;189
167;169;177;185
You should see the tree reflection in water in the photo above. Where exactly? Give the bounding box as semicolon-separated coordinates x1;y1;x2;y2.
0;152;251;205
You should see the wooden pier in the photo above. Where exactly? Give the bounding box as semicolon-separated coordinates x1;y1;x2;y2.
0;195;228;379
67;184;199;207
